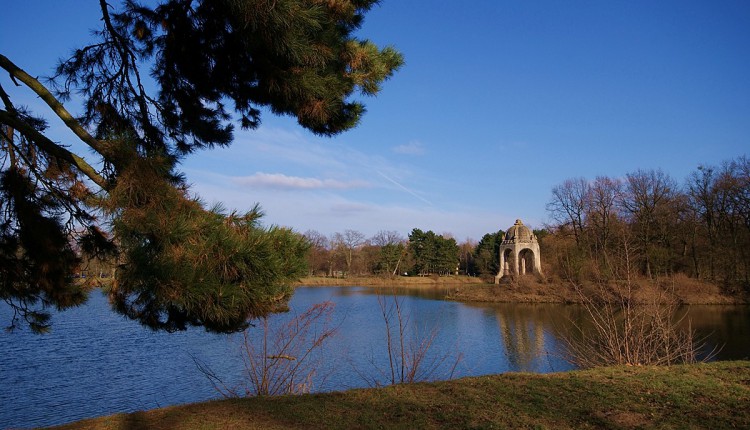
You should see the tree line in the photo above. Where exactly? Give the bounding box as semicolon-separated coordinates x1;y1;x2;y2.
302;227;535;281
303;228;465;278
304;154;748;288
544;155;749;286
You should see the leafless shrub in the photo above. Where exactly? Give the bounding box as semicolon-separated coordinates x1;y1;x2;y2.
559;240;718;368
195;301;338;397
355;291;462;386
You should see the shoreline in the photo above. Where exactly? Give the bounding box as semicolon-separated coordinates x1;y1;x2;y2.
295;275;750;306
295;275;485;287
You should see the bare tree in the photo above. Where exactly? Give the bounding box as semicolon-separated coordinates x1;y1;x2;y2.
732;156;750;234
370;230;403;247
303;230;330;276
458;238;478;276
620;169;677;278
586;176;623;264
714;158;750;281
357;242;381;275
732;156;750;281
547;177;590;246
687;166;719;279
543;157;750;285
332;229;366;275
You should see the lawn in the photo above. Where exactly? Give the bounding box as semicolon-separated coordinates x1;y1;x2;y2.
50;361;750;429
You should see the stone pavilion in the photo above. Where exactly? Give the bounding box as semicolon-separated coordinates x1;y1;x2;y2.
494;219;543;283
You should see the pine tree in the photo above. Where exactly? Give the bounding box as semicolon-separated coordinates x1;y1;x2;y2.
0;0;402;333
473;231;504;279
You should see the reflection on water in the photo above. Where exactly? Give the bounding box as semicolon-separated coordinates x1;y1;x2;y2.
330;285;452;300
493;305;551;371
0;286;748;428
681;305;750;360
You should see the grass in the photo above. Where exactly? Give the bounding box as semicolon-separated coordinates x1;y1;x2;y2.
297;275;750;306
49;361;750;430
296;275;486;287
448;276;750;306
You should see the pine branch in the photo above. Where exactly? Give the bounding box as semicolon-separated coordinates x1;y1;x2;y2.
0;109;107;189
0;53;109;158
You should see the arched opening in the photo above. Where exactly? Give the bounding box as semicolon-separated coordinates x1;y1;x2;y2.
502;249;513;276
518;248;536;275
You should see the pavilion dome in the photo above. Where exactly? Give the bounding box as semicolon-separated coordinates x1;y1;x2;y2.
504;219;534;243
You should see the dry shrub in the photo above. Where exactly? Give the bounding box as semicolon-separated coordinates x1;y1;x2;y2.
561;284;713;368
559;241;717;368
355;291;463;386
195;301;338;396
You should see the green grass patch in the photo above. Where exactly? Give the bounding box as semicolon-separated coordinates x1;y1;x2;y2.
48;361;750;430
296;275;485;287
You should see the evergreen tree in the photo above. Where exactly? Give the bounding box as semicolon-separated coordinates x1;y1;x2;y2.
473;231;504;279
0;0;402;333
434;235;460;275
408;228;459;276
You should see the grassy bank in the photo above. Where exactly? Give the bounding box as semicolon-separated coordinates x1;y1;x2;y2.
296;275;750;305
449;275;750;305
50;361;750;429
296;275;485;288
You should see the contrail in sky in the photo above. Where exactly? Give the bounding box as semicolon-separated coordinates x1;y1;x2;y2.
376;170;433;206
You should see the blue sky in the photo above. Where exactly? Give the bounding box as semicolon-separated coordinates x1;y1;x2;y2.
2;1;748;241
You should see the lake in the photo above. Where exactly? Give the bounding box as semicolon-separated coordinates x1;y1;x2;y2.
1;286;748;428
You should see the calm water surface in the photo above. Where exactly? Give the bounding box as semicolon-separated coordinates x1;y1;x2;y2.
1;286;748;428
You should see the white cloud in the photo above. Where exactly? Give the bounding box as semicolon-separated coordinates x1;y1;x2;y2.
233;172;370;190
392;140;426;155
185;125;435;204
186;174;519;240
180;125;520;239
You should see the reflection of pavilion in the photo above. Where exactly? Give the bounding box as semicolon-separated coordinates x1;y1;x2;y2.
494;307;547;371
495;219;543;283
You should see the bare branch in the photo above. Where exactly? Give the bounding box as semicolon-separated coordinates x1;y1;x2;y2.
0;109;107;189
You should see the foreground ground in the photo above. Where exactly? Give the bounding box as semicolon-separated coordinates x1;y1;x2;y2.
297;275;750;305
50;361;749;430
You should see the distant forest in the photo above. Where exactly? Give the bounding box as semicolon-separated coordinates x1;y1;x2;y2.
303;155;749;286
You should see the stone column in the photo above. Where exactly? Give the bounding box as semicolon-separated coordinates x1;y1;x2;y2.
534;248;543;276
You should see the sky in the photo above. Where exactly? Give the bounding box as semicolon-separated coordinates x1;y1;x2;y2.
1;1;749;242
